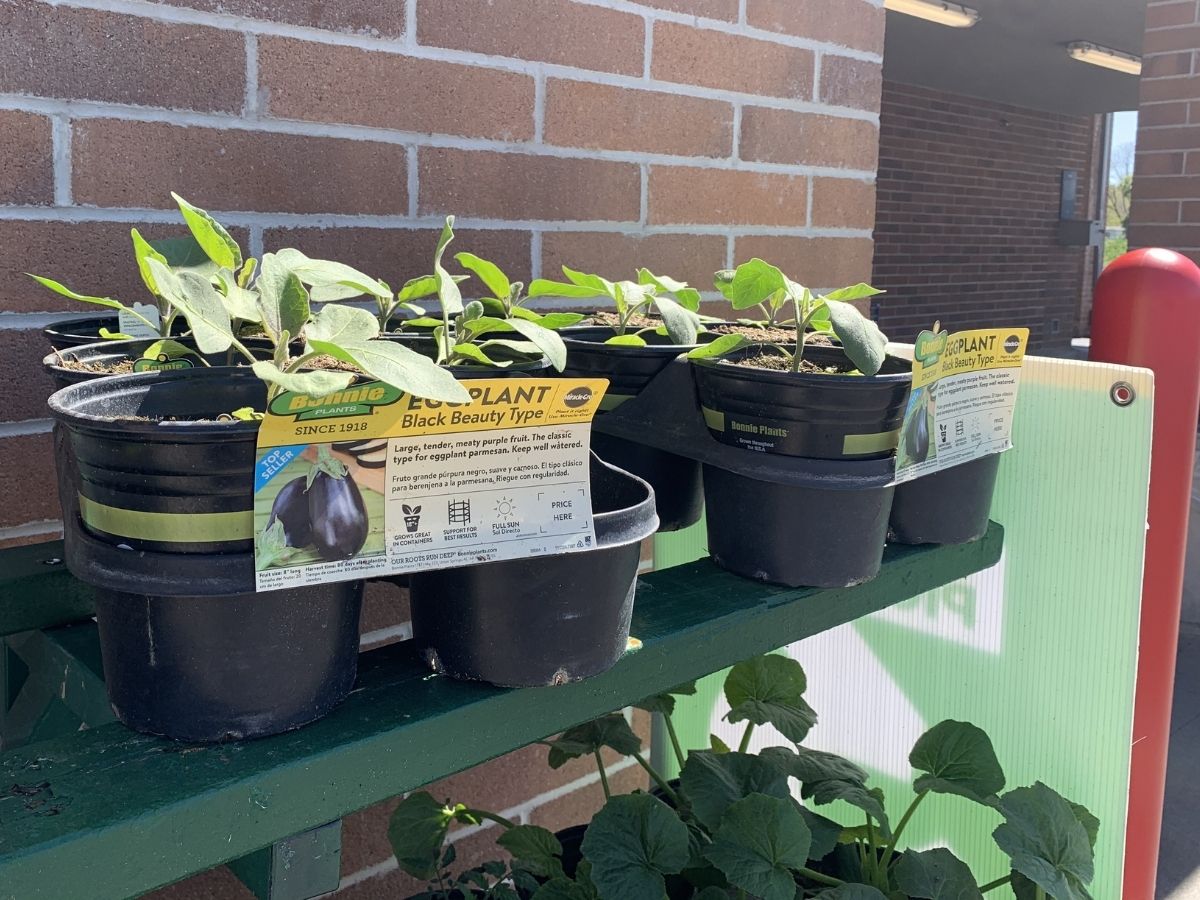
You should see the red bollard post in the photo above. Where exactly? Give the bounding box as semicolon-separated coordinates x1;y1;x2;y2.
1090;248;1200;900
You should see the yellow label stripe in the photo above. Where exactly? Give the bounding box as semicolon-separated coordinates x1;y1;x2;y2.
78;495;254;543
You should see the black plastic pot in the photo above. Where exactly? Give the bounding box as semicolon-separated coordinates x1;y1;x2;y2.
43;337;267;389
43;314;124;350
889;454;1000;545
66;521;362;742
692;345;912;460
408;454;658;687
563;327;714;531
703;458;895;588
48;369;265;554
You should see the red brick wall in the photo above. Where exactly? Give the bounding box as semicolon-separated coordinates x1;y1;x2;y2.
871;82;1101;352
1;1;886;896
1129;0;1200;259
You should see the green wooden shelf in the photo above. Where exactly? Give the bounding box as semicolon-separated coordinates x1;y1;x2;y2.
0;524;1002;900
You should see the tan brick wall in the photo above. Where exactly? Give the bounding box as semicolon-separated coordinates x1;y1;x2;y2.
1;0;884;892
1131;0;1200;260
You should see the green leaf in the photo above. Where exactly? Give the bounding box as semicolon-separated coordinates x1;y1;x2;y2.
993;783;1095;900
527;279;610;300
638;269;702;311
131;228;169;296
635;680;697;716
448;341;509;368
824;283;885;303
147;259;234;353
679;750;792;831
759;746;869;787
652;295;701;345
497;825;564;880
150;233;219;277
275;248;391;301
505;318;566;371
723;654;818;745
532;312;587;330
799;806;843;862
546;714;642;769
317;340;471;403
1068;801;1100;850
825;301;888;376
257;253;311;343
531;877;598;900
387;792;455;880
172;192;241;271
710;734;731;754
893;848;984;899
396;274;441;304
306;303;381;348
802;780;891;836
251;361;354;399
604;334;647;347
455;252;512;301
722;258;788;310
214;269;262;323
28;274;124;311
581;794;689;900
702;794;811;900
141;339;198;361
910;720;1006;804
687;332;751;360
99;328;135;340
814;887;889;899
434;216;464;316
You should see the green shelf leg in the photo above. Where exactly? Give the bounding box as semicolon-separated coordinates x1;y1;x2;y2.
228;820;343;900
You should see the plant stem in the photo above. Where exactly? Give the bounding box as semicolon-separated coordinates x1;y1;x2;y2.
864;814;879;881
1034;889;1046;900
738;723;755;753
464;809;519;831
632;751;681;807
593;750;611;800
979;875;1012;893
796;867;843;888
879;790;928;872
663;713;686;770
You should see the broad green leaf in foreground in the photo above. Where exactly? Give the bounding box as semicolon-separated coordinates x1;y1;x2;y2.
910;719;1006;804
893;847;984;899
251;361;354;399
581;794;689;900
679;750;791;831
702;793;812;900
993;782;1095;900
724;654;818;745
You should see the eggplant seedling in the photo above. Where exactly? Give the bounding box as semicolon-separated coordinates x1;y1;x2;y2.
28;194;241;340
527;266;705;347
426;218;569;371
689;258;889;375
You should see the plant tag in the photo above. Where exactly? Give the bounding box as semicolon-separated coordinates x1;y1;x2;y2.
117;302;161;338
251;378;608;591
894;326;1029;484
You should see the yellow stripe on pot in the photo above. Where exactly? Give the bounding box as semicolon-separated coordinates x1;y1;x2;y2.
701;406;726;431
78;495;254;543
842;429;900;456
599;394;636;411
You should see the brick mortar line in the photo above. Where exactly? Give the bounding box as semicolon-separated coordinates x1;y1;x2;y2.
0;94;879;174
0;419;53;437
336;754;644;892
0;519;63;542
0;206;877;238
406;145;420;218
49;0;884;63
243;33;259;118
50;116;72;206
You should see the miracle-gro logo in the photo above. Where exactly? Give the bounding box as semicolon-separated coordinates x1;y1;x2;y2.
269;382;404;420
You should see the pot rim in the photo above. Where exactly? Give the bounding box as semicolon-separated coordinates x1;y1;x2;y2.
691;344;912;386
48;367;264;436
563;325;721;355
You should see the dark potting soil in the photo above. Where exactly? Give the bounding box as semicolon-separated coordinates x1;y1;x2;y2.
56;357;137;376
709;323;835;346
728;351;853;375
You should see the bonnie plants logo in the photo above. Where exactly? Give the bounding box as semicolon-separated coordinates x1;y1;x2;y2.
269;381;405;421
914;323;949;365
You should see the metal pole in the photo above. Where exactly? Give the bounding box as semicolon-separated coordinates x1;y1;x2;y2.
1090;247;1200;900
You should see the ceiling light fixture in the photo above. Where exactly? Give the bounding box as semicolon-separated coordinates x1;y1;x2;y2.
1066;42;1142;75
883;0;980;28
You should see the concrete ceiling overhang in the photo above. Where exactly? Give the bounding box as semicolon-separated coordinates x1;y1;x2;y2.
882;0;1147;114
